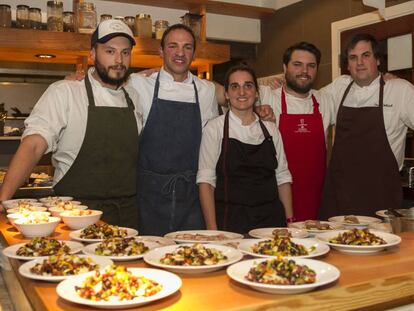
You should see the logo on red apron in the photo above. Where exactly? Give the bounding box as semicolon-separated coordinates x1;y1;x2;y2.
295;118;311;134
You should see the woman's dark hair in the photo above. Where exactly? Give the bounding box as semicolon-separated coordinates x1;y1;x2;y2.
224;64;259;93
283;42;321;66
160;23;196;51
342;33;380;66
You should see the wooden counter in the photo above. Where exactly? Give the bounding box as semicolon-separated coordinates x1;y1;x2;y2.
1;215;414;311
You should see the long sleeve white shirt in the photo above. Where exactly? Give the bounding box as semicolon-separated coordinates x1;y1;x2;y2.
129;67;218;128
321;75;414;169
23;68;143;184
197;111;292;188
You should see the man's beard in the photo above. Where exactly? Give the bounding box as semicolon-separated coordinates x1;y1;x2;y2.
285;73;313;94
94;57;129;88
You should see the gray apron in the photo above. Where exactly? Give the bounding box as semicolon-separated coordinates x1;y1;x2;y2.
137;73;205;235
54;74;139;229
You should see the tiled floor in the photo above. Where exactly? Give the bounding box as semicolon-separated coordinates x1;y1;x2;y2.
0;268;14;311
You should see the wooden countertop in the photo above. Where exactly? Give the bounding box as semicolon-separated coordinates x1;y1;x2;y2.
1;215;414;311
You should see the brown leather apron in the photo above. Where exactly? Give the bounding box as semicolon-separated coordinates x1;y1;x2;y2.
54;74;139;229
319;75;402;219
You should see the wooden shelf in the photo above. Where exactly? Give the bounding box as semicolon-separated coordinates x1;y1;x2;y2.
0;28;229;75
0;136;21;141
100;0;276;19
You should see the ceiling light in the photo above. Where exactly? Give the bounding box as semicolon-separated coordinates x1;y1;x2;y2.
35;54;56;59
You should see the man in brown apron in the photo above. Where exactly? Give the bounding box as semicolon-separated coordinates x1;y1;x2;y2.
0;20;141;229
320;33;406;218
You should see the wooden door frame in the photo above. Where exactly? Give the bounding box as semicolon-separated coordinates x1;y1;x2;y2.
331;1;414;80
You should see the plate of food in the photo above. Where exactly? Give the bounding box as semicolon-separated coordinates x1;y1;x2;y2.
18;254;113;282
289;220;344;234
316;228;401;254
227;257;340;294
56;265;181;309
143;243;243;274
238;237;329;259
328;215;381;227
134;236;175;246
248;227;308;239
164;230;243;244
69;224;138;243
3;237;83;260
83;237;160;261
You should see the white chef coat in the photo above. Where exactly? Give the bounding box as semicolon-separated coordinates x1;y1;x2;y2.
129;67;218;127
23;68;143;184
321;75;414;169
259;85;336;140
197;111;292;188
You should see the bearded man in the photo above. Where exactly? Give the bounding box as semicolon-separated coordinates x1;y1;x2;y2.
260;42;335;221
0;19;143;229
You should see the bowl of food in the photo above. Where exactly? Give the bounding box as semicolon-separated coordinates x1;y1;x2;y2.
7;206;48;214
2;199;40;210
14;216;60;238
60;210;102;230
48;205;88;217
43;200;81;209
7;211;51;227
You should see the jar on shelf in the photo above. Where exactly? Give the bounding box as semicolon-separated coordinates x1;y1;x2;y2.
0;4;11;28
16;5;30;29
135;14;152;38
63;11;74;32
181;13;203;39
124;16;135;33
114;16;124;22
77;2;96;34
47;0;63;32
100;14;112;23
154;20;169;40
29;8;42;30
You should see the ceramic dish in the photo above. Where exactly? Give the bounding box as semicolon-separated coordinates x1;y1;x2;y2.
2;199;39;209
328;216;381;227
69;227;138;243
227;258;340;294
38;196;74;203
15;216;60;238
48;205;88;218
134;235;176;246
7;206;48;214
164;230;243;244
60;210;102;230
289;221;344;234
248;227;308;239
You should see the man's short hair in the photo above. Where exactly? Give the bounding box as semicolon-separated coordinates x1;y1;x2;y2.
160;24;196;51
283;42;321;66
342;33;380;65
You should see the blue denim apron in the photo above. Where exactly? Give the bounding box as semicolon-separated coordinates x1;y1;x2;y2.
137;73;205;235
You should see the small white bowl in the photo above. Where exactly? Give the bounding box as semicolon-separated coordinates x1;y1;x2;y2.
2;199;38;209
7;206;48;214
60;210;102;230
14;216;60;238
7;212;51;227
39;196;74;204
48;205;88;217
44;200;82;209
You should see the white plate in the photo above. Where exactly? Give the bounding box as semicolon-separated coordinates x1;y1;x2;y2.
316;230;401;254
83;240;160;261
3;199;38;209
328;216;381;227
227;258;340;294
56;267;181;309
248;227;308;239
143;244;243;274
375;210;389;218
18;255;113;282
238;238;329;258
69;227;138;243
39;196;74;203
134;235;176;246
2;240;84;260
164;230;243;244
289;221;344;234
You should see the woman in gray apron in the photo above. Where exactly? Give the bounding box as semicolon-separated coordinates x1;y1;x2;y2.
137;73;205;235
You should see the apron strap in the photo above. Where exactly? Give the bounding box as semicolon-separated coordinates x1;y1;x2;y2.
84;74;96;107
281;88;288;114
258;117;276;157
121;87;135;110
154;72;161;99
311;94;320;114
379;74;385;108
222;111;231;229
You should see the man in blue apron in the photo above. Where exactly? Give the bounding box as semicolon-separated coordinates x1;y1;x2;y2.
0;20;142;229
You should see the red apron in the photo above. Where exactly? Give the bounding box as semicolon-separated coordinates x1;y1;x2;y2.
278;88;326;221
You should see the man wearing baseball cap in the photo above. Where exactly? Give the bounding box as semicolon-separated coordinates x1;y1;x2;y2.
0;19;143;229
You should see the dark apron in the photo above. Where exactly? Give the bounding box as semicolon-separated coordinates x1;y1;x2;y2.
320;75;402;219
215;111;286;234
137;73;205;235
54;74;139;229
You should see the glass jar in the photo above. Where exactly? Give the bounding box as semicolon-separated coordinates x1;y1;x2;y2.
0;5;11;28
47;1;63;32
63;11;74;32
124;16;135;33
135;14;152;38
77;2;97;34
114;16;124;22
16;5;30;29
154;20;169;40
181;13;203;39
100;14;112;23
29;8;42;30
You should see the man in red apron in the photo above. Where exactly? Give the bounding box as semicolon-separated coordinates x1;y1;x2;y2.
275;42;327;221
320;33;408;218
